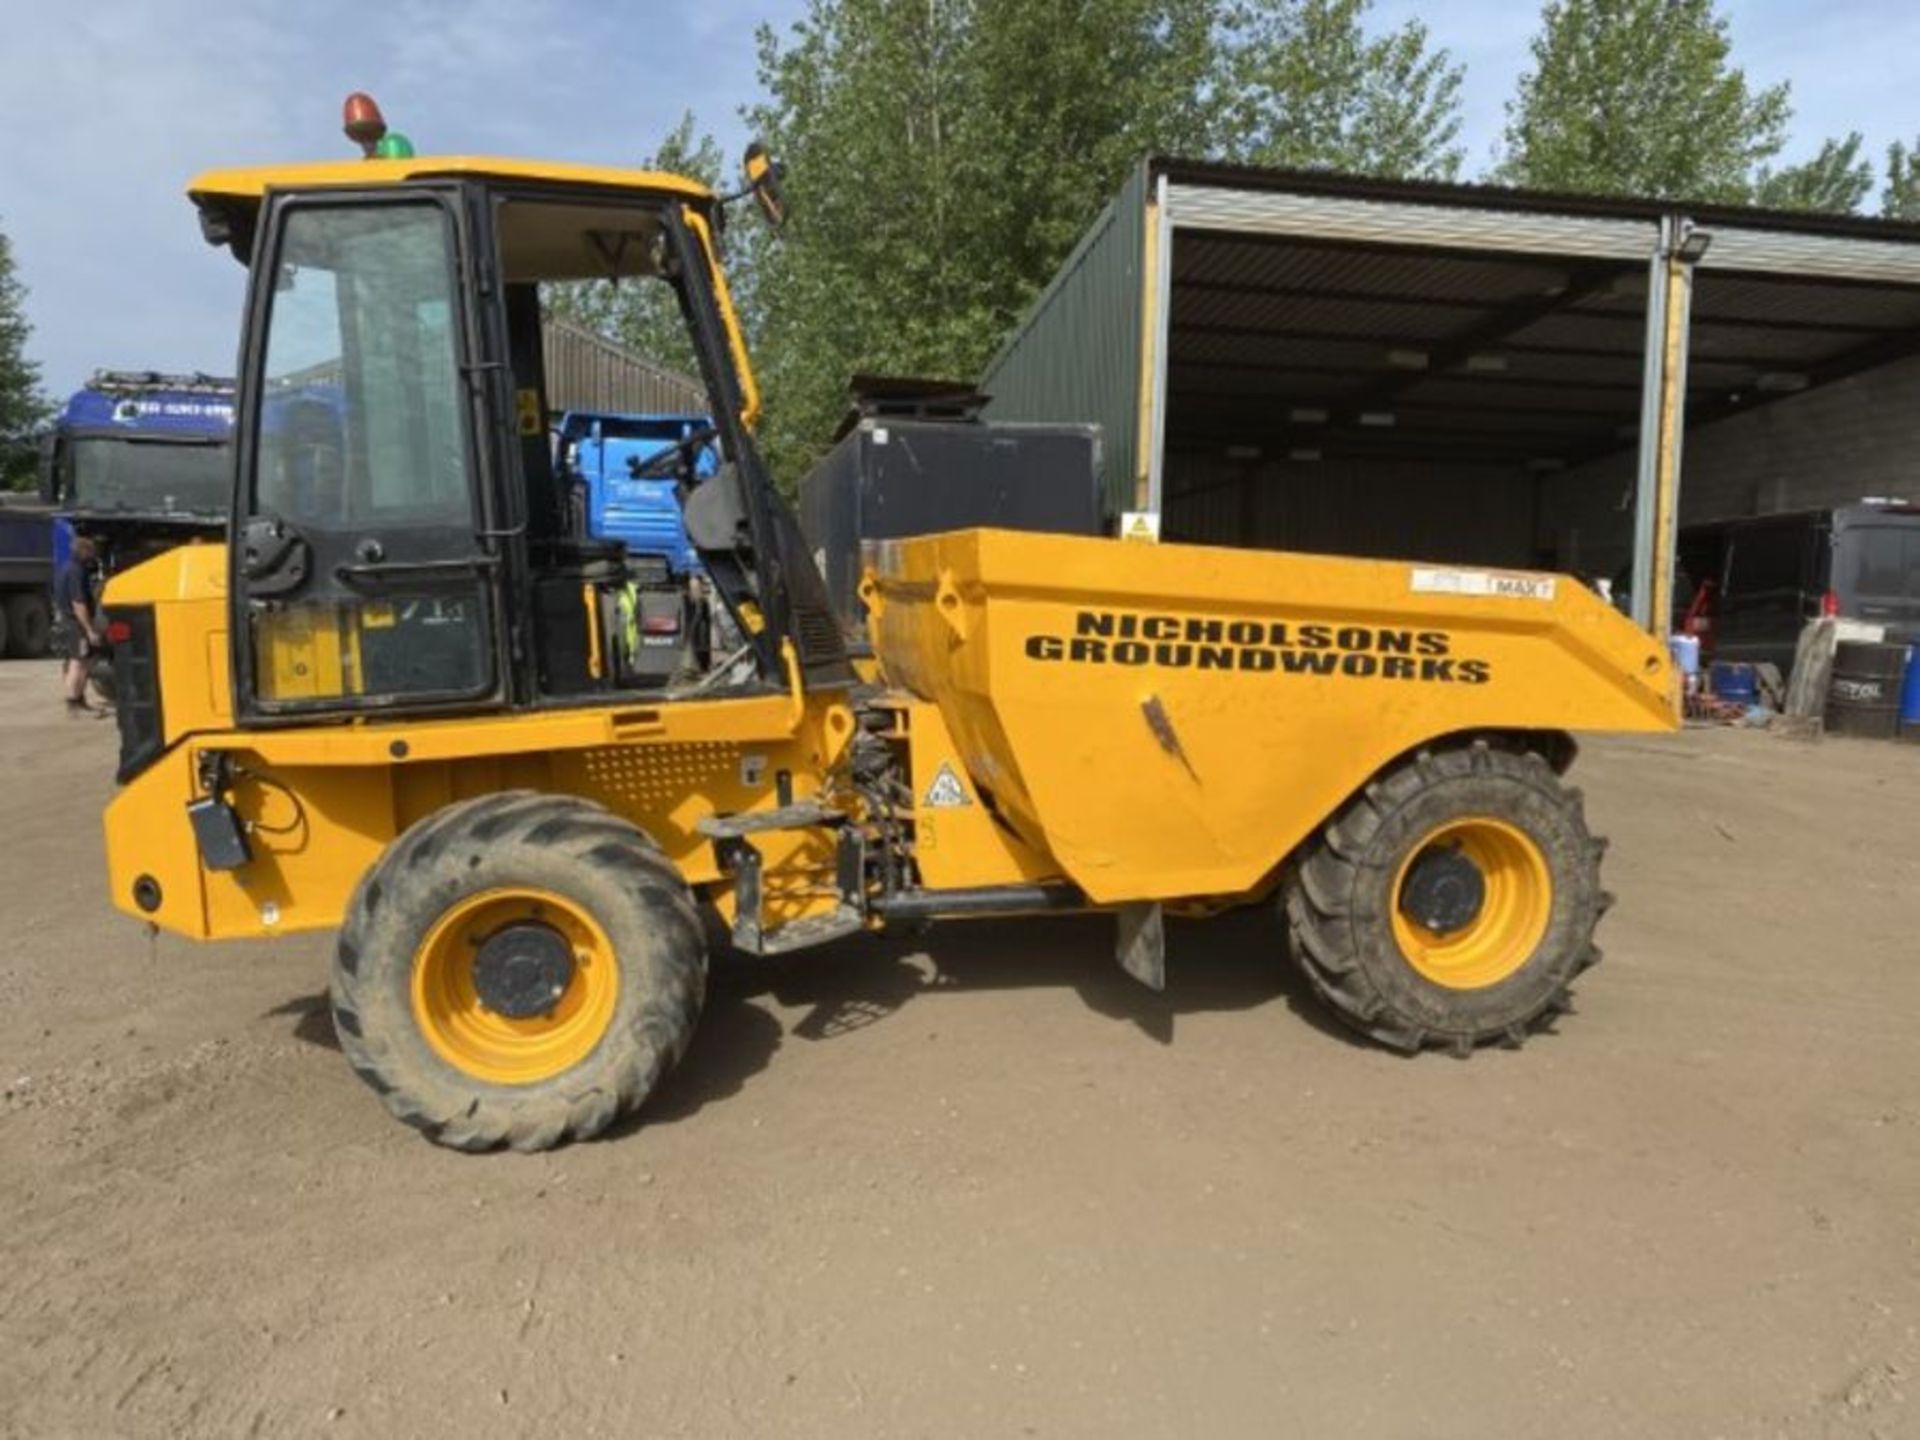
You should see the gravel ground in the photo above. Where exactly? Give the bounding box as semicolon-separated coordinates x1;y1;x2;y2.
0;656;1915;1439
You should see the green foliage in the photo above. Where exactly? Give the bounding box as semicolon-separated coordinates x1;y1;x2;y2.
1885;138;1920;222
0;222;48;490
1218;0;1465;179
745;0;1465;485
1754;133;1874;214
742;0;1203;484
544;114;729;383
1497;0;1791;203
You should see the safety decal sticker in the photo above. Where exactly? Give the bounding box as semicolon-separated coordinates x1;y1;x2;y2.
1410;567;1557;602
924;763;970;808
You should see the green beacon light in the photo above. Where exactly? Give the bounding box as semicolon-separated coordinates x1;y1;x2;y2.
374;132;416;160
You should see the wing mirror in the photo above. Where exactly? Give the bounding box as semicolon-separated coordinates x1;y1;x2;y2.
741;142;788;229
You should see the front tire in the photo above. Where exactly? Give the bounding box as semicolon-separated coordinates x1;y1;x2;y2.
1285;739;1608;1056
331;792;706;1152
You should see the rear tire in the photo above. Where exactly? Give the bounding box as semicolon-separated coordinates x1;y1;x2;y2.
1284;739;1608;1056
4;594;49;658
331;791;707;1152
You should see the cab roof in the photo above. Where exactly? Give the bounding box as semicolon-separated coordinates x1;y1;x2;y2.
187;156;715;206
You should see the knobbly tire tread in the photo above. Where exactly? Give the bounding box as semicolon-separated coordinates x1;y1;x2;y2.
5;593;51;659
1284;738;1605;1057
330;791;706;1152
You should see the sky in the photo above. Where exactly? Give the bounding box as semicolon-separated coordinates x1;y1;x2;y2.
3;0;1917;400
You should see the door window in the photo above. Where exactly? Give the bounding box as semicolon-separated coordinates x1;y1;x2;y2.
246;202;492;708
258;206;471;526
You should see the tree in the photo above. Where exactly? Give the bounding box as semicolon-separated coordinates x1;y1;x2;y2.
0;221;48;490
1754;133;1874;214
746;0;1223;484
544;113;733;382
1497;0;1790;203
743;0;1468;485
1885;137;1920;221
1219;0;1466;180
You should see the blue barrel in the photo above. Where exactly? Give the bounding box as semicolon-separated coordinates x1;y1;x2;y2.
1710;661;1758;704
1900;646;1920;741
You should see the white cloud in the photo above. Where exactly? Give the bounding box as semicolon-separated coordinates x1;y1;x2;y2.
0;0;804;398
10;0;1909;404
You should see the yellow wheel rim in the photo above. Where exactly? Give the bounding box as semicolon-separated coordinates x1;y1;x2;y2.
1390;817;1552;990
410;888;620;1085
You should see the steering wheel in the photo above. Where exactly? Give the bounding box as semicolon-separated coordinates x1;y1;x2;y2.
628;425;721;481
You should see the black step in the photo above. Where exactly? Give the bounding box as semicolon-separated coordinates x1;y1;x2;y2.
697;801;846;839
757;905;866;955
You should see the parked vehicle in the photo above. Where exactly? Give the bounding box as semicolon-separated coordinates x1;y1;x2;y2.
100;111;1677;1153
0;497;54;657
42;371;234;575
1681;502;1920;674
553;410;714;683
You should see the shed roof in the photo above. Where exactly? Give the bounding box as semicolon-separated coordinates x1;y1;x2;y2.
1147;156;1920;248
1147;159;1920;468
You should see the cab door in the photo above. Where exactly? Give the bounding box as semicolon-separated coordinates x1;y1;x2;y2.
233;190;502;717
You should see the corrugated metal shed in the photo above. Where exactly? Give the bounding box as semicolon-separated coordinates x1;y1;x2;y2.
541;319;707;415
980;163;1148;515
978;154;1920;623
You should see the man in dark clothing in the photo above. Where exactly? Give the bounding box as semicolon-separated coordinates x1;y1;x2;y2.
53;535;105;716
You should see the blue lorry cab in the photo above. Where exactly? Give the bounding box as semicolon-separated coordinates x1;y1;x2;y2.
552;412;713;575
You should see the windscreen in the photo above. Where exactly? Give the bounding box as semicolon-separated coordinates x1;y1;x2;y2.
67;437;229;517
1842;523;1920;617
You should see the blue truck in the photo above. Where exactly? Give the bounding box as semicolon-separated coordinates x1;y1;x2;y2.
42;371;235;573
0;497;55;657
0;372;234;664
554;410;712;574
553;410;714;681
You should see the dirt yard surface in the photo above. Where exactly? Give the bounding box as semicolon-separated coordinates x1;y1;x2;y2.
1;658;1916;1439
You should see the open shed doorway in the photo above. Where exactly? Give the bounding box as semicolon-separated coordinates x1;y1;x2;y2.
1159;228;1656;572
1544;240;1920;601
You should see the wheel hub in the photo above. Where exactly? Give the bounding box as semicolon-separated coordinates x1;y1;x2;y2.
1398;845;1486;936
471;922;575;1019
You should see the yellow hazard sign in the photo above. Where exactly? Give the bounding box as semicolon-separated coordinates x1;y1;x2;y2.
516;388;544;436
1120;511;1161;543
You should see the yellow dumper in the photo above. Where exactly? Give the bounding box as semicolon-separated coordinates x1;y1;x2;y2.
99;120;1676;1151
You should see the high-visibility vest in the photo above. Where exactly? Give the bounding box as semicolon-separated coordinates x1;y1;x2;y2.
615;581;640;659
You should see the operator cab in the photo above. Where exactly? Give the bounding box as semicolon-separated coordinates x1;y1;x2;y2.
191;131;843;725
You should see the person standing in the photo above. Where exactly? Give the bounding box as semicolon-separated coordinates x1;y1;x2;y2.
53;535;105;716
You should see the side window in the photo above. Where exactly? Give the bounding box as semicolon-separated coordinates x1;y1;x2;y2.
257;205;471;530
1849;528;1920;599
1724;524;1806;599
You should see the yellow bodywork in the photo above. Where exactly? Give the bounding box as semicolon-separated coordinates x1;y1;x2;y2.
106;524;1673;946
188;156;713;205
864;529;1676;906
104;548;855;942
105;526;1673;944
